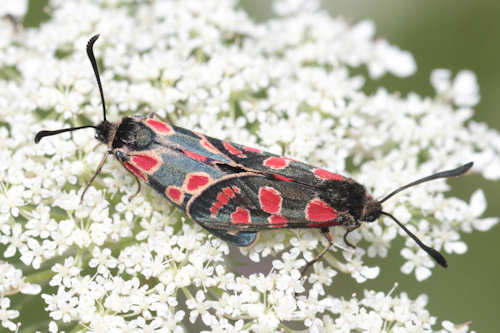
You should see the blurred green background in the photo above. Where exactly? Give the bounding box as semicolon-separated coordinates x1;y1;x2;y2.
22;0;499;332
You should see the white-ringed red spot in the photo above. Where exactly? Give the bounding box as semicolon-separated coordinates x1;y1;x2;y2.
223;141;247;158
132;155;158;171
263;157;289;170
201;138;219;154
305;198;338;222
166;186;184;204
223;141;242;155
258;186;282;214
314;168;344;181
231;207;251;224
146;119;172;133
184;173;211;192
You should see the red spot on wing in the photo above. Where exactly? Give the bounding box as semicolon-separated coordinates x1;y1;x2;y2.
273;174;294;182
216;192;231;206
132;155;158;171
124;162;146;181
183;150;208;162
243;146;263;153
146;119;173;133
306;199;338;222
259;187;282;214
231;207;251;224
268;215;288;227
201;138;219;154
223;142;247;158
263;157;289;170
314;168;344;181
210;186;237;217
232;186;241;194
185;173;211;192
223;187;236;198
166;186;184;204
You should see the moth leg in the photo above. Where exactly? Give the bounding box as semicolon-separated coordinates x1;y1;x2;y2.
343;221;361;248
80;152;108;203
128;174;141;201
122;167;141;201
301;227;334;277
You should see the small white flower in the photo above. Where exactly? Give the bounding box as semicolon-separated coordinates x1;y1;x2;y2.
401;248;434;281
431;69;480;107
0;185;25;218
0;298;19;331
290;231;319;262
362;224;397;258
186;290;214;326
2;223;27;258
308;261;337;294
89;247;117;277
343;249;380;283
272;248;305;274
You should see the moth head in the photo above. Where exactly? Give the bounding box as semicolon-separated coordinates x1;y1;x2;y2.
360;196;382;223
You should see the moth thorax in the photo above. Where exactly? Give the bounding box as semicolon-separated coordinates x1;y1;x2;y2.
321;179;366;220
112;118;154;149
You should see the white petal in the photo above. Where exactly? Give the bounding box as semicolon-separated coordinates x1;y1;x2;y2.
430;69;451;93
415;266;431;281
470;189;486;216
473;217;499;232
444;241;467;254
401;262;414;274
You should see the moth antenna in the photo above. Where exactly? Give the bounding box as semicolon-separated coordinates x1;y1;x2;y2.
87;34;107;122
378;162;473;204
35;125;97;143
34;35;107;144
381;211;447;267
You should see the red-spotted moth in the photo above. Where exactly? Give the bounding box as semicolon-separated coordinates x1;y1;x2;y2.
35;35;473;274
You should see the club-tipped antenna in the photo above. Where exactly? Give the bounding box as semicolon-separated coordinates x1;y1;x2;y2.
34;35;106;144
35;125;97;143
381;211;447;267
379;162;473;204
87;34;106;122
376;162;473;268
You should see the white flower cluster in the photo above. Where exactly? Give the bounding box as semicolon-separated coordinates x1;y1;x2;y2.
0;0;498;331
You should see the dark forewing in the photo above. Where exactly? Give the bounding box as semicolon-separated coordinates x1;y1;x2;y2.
187;174;342;231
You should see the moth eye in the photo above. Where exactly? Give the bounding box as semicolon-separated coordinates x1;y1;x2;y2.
366;214;377;222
